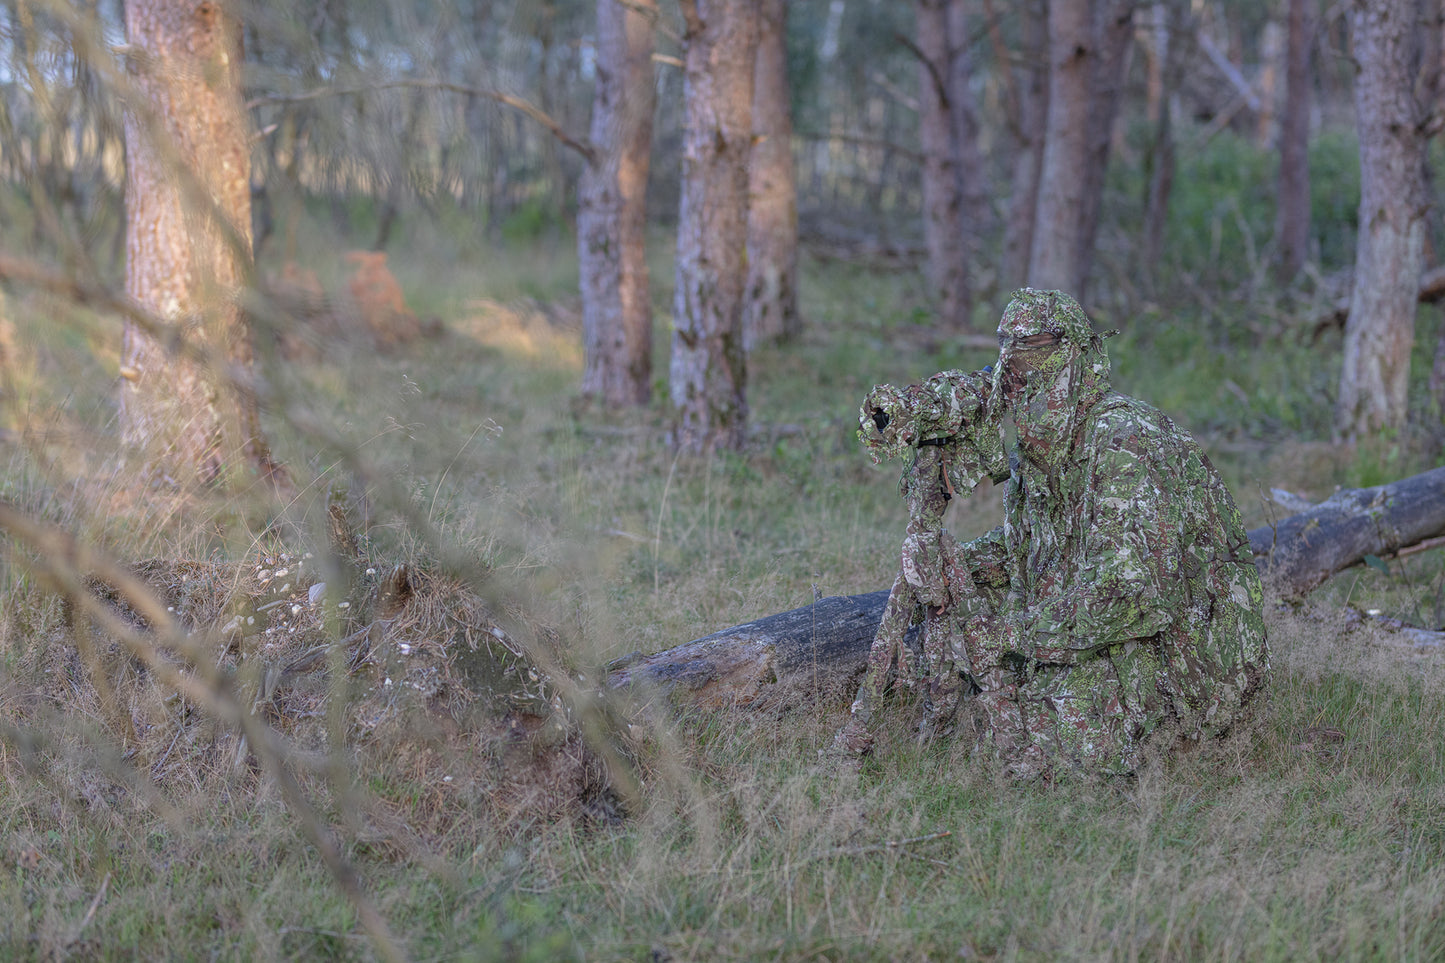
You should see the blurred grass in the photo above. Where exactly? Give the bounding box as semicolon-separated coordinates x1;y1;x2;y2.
2;161;1445;960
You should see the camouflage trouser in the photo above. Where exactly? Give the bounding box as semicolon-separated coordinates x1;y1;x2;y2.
841;529;1167;778
951;585;1168;778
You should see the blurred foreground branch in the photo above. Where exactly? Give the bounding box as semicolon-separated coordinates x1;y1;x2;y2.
0;500;409;963
247;80;595;164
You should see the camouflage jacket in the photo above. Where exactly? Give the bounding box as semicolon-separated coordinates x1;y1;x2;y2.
962;389;1268;739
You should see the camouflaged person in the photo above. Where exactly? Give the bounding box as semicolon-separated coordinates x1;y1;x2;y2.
949;288;1269;778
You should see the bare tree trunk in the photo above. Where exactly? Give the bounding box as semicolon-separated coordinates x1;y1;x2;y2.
947;0;989;247
1074;0;1136;302
120;0;280;490
579;0;656;407
996;0;1049;292
1142;0;1184;282
1275;0;1314;283
915;0;971;330
1028;0;1095;293
1257;19;1284;147
670;0;758;454
743;0;800;351
1336;0;1429;441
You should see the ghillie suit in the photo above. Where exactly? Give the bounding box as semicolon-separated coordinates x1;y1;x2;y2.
838;289;1269;779
833;367;1007;755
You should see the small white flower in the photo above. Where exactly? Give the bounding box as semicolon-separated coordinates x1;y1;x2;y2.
365;568;376;576
290;605;302;616
338;601;351;609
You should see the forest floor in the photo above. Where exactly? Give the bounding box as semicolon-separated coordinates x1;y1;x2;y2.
2;207;1445;960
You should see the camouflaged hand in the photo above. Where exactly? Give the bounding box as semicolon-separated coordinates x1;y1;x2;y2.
834;368;1008;757
857;367;1007;495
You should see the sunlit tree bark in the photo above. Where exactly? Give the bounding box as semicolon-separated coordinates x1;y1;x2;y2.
670;0;757;453
579;0;656;407
1336;0;1428;440
120;0;281;490
743;0;800;351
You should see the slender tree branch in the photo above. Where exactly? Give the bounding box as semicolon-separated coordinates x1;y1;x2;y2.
246;80;595;164
895;31;951;113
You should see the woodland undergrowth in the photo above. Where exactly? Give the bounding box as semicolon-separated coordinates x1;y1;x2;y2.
2;174;1445;960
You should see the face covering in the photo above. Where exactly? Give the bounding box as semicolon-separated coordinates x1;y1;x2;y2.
991;288;1112;471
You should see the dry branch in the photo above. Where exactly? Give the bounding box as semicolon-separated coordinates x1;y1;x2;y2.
246;79;595;164
610;467;1445;707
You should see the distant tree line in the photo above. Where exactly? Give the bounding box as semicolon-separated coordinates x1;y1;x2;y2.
0;0;1441;479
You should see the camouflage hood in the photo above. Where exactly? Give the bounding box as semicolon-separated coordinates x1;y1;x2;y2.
991;288;1112;471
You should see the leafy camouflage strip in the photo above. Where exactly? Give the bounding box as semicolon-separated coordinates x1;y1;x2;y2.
837;375;1005;755
840;288;1269;778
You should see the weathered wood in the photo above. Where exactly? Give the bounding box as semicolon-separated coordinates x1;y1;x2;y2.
1247;466;1445;600
611;467;1445;706
607;591;909;708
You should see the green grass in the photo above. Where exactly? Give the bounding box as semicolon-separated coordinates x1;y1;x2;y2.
3;178;1445;961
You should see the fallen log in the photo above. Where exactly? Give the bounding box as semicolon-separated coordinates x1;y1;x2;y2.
608;467;1445;707
1248;465;1445;599
606;591;910;709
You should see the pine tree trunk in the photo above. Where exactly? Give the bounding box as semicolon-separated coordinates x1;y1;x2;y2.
915;0;971;330
1274;0;1314;283
743;0;800;351
670;0;757;454
1074;0;1135;302
947;0;988;259
119;0;278;489
1336;0;1428;441
579;0;656;407
1142;0;1183;281
1028;0;1095;293
998;0;1049;292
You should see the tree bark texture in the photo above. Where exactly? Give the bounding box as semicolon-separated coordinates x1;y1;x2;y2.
611;467;1445;706
1073;0;1136;302
670;0;757;454
997;0;1049;292
1142;0;1183;281
1027;0;1095;294
120;0;275;488
915;0;972;330
1274;0;1314;283
1336;0;1428;441
607;590;911;708
947;0;989;237
579;0;657;407
742;0;801;351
